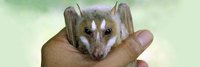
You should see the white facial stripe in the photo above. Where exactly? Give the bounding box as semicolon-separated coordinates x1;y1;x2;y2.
91;20;96;31
97;32;100;40
80;36;90;49
106;36;117;47
100;19;106;30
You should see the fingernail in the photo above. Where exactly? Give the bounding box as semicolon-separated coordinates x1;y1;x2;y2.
137;60;149;67
136;30;153;47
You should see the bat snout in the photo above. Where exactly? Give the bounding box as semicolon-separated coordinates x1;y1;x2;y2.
91;46;105;60
92;51;104;60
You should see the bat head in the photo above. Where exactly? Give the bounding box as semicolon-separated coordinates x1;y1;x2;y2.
76;2;121;60
78;17;119;60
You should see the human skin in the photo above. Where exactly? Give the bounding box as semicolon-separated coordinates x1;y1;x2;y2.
41;28;153;67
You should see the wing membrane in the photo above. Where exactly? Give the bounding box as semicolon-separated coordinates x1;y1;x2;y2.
64;6;78;47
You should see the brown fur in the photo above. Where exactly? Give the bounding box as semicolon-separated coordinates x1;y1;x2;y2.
77;18;117;54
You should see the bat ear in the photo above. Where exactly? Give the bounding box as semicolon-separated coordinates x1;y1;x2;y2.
111;1;118;15
117;3;134;34
77;3;83;16
64;6;79;47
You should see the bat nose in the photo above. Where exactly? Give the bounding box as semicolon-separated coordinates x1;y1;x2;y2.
92;43;104;60
92;52;104;60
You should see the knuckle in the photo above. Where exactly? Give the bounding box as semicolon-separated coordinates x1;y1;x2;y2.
122;38;143;59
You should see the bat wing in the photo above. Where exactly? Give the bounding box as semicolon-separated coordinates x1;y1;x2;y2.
117;3;134;35
117;3;137;67
64;6;78;47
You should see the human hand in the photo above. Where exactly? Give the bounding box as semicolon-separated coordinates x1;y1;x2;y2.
41;28;153;67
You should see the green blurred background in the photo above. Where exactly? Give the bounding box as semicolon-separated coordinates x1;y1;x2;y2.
0;0;199;67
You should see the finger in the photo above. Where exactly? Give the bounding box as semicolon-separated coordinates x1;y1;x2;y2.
135;30;153;49
94;30;153;67
44;27;79;53
51;27;68;42
42;28;95;67
137;60;148;67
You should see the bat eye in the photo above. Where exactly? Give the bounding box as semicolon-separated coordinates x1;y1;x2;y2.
85;28;92;35
105;28;112;35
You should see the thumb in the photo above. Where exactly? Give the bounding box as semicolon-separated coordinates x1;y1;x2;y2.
94;30;153;67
